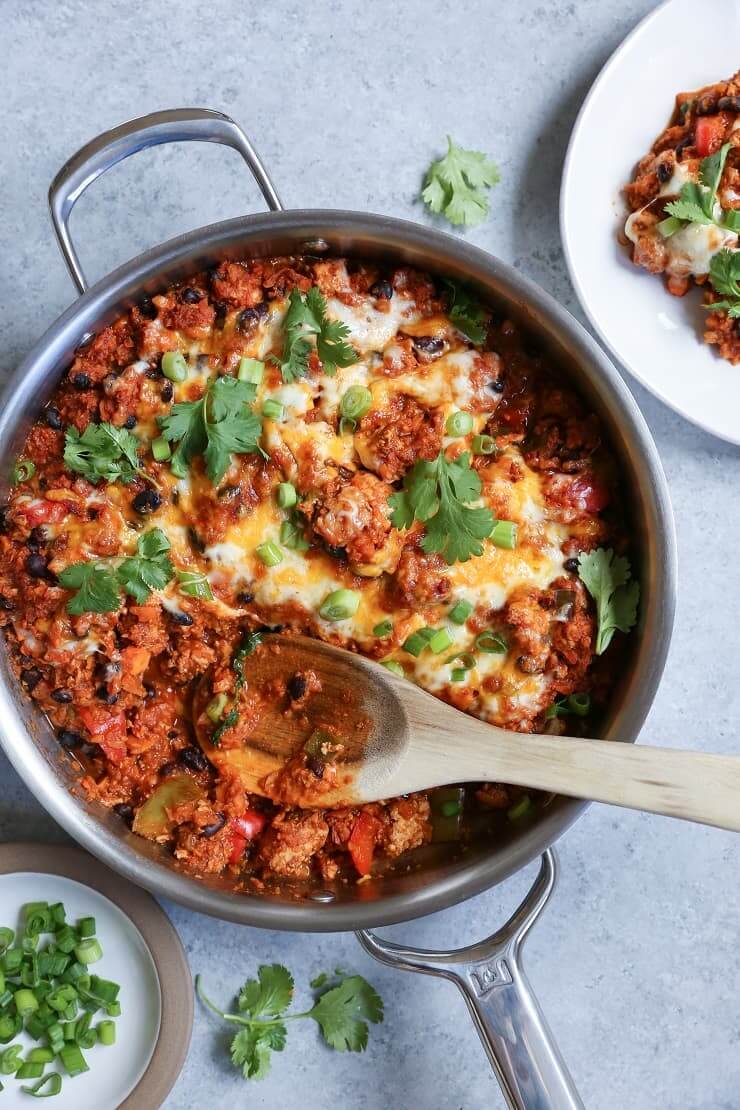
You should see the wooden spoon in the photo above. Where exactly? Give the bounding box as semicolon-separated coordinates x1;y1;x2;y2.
194;634;740;831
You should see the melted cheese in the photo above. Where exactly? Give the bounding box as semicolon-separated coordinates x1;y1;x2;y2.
326;296;420;352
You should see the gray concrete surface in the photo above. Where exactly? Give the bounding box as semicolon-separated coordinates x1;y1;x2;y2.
2;1;739;1107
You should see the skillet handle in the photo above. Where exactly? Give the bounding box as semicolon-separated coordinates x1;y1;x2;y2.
48;107;283;295
357;851;583;1110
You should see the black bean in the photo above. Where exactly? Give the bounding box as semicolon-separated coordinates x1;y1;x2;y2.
564;557;580;573
58;729;83;749
160;382;174;403
180;287;203;304
201;812;227;838
124;414;137;429
45;407;62;430
718;96;740;113
695;94;719;116
237;307;260;334
51;688;73;704
257;623;284;634
178;745;209;773
139;298;158;320
287;674;307;700
25;553;49;579
71;372;91;390
657;162;672;184
159;760;177;778
0;594;14;611
489;378;505;394
370;279;393;300
307;755;325;779
88;508;99;521
132;488;161;514
0;508;7;534
28;526;47;549
146;366;163;380
213;301;228;328
21;667;42;691
170;610;193;626
675;136;693;161
218;484;241;501
237;591;255;604
255;301;269;319
113;802;134;826
144;684;156;700
96;684;119;704
188;527;205;553
412;336;445;356
517;655;543;675
96;660;121;681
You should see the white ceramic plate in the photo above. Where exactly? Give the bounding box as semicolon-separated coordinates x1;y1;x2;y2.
560;0;740;444
0;873;160;1109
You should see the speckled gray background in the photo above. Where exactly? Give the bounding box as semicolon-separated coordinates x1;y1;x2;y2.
2;1;739;1107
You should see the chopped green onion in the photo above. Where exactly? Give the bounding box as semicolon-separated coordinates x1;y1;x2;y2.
440;799;462;817
339;417;356;437
447;651;476;670
276;482;297;508
14;989;39;1017
161;351;187;382
428;628;453;654
0;1045;22;1074
24;905;50;938
49;904;66;927
507;795;532;821
475;630;507;654
15;1062;44;1081
54;927;77;955
12;459;36;484
448;600;473;624
402;627;435;657
89;977;120;1005
279;517;309;551
97;1020;116;1047
26;1048;54;1065
73;939;102;966
237;357;265;385
77;918;95;939
372;619;393;638
206;694;228;724
658;215;684;238
319;588;361;622
489;520;518;549
21;1072;62;1097
255;540;283;567
446;410;474;437
450;667;467;682
262;398;284;421
472;434;496;455
0;928;14;954
152;435;171;462
59;1043;89;1078
176;568;214;601
105;1001;121;1018
381;660;405;677
340;385;372;422
567;692;591;717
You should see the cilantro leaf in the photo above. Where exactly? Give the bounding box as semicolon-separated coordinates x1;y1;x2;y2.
238;964;293;1020
662;144;734;236
64;422;144;485
271;287;357;382
444;280;489;344
230;1023;286;1080
389;451;494;564
157;375;263;485
309;975;384;1053
58;561;121;616
422;137;500;227
707;249;740;317
577;547;640;655
116;528;174;604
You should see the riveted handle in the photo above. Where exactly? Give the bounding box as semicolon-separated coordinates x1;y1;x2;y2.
48;107;283;294
357;851;583;1110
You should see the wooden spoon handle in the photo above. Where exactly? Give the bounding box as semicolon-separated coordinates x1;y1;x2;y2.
391;715;740;831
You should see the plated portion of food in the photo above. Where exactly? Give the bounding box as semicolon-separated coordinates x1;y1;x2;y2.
623;69;740;363
0;254;635;890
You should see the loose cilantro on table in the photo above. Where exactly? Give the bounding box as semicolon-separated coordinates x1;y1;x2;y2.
707;248;740;316
444;280;489;344
577;547;640;656
196;964;383;1081
271;287;357;383
157;375;264;485
389;451;494;564
58;529;174;614
64;422;147;485
422;137;500;228
659;143;740;237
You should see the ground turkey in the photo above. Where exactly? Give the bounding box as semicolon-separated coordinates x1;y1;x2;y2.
257;810;329;879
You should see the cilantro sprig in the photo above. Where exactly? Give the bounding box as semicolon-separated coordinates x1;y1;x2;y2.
196;965;383;1081
58;528;174;614
64;423;148;485
389;451;494;564
157;375;264;485
659;143;740;237
707;249;740;317
210;629;264;746
444;280;489;344
271;287;358;382
577;547;640;655
422;137;500;228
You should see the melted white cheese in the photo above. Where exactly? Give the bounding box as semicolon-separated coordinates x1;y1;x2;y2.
326;296;420;352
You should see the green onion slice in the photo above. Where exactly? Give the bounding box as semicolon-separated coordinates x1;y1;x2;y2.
237;357;265;385
507;795;532;821
446;410;474;437
21;1073;63;1098
276;482;297;509
448;600;473;624
475;631;507;654
340;385;372;422
256;541;283;567
12;459;36;484
161;351;187;383
176;569;214;601
471;434;496;455
319;588;361;622
489;520;518;549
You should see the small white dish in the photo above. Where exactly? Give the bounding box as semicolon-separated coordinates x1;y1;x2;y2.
0;873;160;1110
560;0;740;445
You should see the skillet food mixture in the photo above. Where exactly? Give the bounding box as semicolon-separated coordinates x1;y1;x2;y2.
0;256;637;889
623;70;740;364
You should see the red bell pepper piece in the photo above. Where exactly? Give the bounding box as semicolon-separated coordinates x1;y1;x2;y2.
695;116;726;157
348;811;380;877
227;811;267;865
77;706;127;764
18;500;69;526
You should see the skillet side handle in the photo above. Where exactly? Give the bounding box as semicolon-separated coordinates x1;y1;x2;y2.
357;851;583;1110
48;107;283;295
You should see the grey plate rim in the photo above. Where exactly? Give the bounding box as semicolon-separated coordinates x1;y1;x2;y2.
0;842;193;1109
